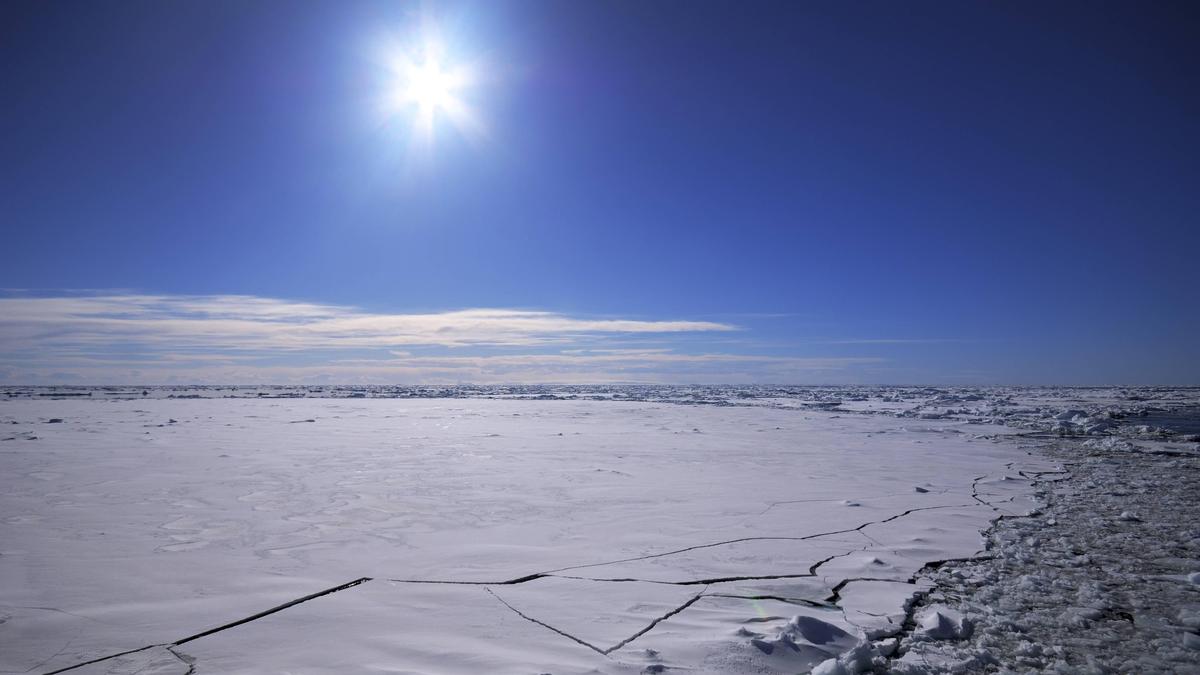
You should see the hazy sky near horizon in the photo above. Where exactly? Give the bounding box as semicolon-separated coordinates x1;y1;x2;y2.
1;1;1197;385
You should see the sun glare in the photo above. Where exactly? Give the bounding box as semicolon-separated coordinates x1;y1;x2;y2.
408;61;452;109
404;57;457;112
383;31;480;144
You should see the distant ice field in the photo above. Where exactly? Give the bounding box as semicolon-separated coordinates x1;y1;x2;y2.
1;388;1189;673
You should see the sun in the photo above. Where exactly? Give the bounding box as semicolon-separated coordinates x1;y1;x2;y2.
402;57;458;113
384;33;480;144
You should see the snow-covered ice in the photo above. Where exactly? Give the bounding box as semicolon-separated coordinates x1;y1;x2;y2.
1;386;1197;673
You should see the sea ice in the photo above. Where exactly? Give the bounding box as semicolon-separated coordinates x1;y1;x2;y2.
3;385;1195;673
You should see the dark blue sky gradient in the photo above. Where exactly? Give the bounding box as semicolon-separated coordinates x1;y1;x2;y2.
2;1;1197;383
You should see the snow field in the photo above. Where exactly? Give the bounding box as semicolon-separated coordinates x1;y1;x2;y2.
0;395;1060;673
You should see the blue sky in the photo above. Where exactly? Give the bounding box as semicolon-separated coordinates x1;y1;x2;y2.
1;1;1197;385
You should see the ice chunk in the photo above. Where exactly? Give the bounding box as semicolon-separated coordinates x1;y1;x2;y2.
807;641;880;675
810;657;848;675
916;607;973;640
787;615;856;648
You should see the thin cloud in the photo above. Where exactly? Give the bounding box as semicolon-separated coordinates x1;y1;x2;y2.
0;355;885;386
822;338;969;345
0;293;735;351
0;292;887;384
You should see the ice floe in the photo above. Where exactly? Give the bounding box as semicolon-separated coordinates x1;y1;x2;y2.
1;386;1196;673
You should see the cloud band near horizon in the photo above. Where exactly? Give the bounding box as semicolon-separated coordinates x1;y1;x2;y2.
0;292;884;384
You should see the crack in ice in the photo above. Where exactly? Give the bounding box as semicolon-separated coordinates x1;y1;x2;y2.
29;495;1012;673
602;589;708;655
483;587;609;656
483;585;711;657
39;577;373;674
25;459;1060;673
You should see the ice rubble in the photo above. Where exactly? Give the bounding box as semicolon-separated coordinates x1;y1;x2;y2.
1;386;1198;674
883;439;1200;674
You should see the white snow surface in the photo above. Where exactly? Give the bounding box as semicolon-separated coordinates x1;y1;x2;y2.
1;386;1195;674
